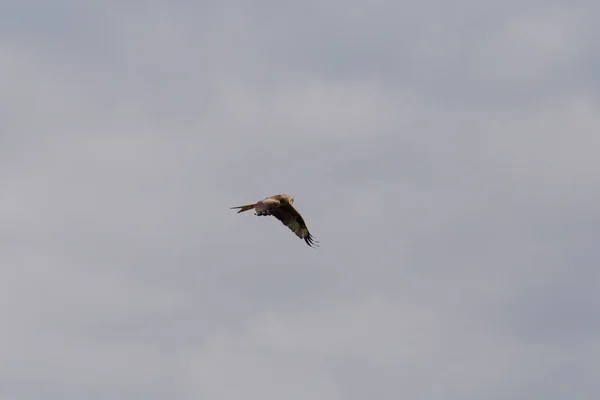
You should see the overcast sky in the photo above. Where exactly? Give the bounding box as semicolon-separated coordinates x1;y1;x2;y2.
1;1;600;399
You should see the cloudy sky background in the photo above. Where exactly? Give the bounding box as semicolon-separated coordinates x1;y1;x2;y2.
2;1;600;399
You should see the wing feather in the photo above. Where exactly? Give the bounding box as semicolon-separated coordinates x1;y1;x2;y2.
254;198;281;215
268;204;319;247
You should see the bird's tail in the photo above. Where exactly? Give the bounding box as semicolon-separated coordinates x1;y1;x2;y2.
230;203;256;213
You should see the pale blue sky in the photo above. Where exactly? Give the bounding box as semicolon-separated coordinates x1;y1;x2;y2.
1;1;599;399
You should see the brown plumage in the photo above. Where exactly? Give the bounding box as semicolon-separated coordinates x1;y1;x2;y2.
230;194;319;248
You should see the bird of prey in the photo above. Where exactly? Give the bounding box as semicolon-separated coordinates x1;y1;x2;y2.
230;193;319;247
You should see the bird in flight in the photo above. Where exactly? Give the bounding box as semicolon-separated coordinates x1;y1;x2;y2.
230;194;319;247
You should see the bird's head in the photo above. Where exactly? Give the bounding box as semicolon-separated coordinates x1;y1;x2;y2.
279;194;294;205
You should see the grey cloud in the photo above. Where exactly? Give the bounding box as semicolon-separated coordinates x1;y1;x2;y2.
2;1;600;399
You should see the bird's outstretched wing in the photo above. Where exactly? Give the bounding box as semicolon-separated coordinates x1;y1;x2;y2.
270;204;319;247
256;201;319;247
